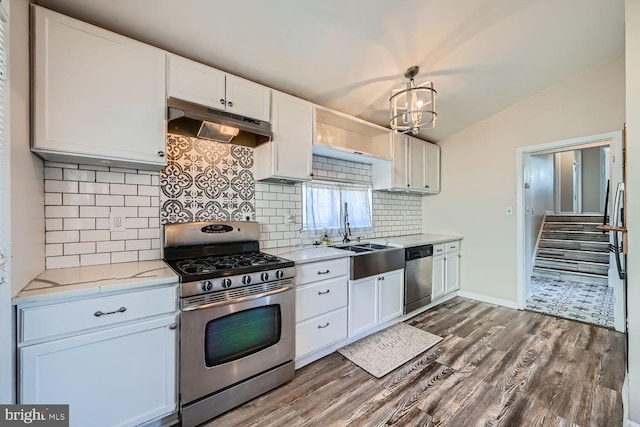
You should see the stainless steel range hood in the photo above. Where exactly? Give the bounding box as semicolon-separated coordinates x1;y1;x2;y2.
167;98;272;147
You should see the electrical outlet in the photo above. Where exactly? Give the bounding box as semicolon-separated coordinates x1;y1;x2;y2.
505;207;513;216
110;212;126;232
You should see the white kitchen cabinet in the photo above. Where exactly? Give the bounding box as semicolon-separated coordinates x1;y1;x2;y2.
372;133;440;194
348;269;404;337
18;285;178;427
432;241;461;299
377;269;404;324
254;91;313;182
31;5;167;169
168;54;271;122
294;258;348;360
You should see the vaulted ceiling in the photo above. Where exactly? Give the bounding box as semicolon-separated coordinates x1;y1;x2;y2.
35;0;625;142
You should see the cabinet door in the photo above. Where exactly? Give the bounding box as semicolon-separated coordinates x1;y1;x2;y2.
378;269;404;324
391;133;410;188
348;276;378;337
20;315;177;427
168;53;226;112
408;136;427;191
425;142;440;193
226;74;271;122
432;254;446;299
268;91;313;181
446;252;460;293
32;6;166;168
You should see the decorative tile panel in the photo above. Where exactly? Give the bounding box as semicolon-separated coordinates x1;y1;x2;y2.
160;134;255;224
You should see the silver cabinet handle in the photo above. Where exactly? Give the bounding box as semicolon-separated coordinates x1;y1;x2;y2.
317;270;330;275
317;322;330;329
220;98;225;105
318;289;330;295
227;101;234;107
94;307;126;317
168;323;177;330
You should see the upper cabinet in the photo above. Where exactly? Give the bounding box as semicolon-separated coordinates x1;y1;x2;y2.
254;91;313;182
167;54;271;122
372;133;440;194
31;6;167;170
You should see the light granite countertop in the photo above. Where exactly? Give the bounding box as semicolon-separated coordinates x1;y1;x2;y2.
13;260;178;305
369;233;463;248
264;245;352;264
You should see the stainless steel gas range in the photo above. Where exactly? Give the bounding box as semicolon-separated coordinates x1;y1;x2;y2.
163;221;295;427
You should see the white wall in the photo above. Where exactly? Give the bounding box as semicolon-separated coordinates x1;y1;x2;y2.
625;0;640;422
526;153;554;269
422;54;625;302
10;0;44;294
559;151;575;212
581;146;603;213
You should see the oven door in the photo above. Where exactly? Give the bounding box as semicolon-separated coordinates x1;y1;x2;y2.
180;284;295;405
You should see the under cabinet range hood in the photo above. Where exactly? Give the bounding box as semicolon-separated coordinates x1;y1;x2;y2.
167;98;272;147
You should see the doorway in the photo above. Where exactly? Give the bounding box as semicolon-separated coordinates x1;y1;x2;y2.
517;131;625;332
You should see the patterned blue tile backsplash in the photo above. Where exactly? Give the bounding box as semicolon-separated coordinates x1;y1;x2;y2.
161;134;256;223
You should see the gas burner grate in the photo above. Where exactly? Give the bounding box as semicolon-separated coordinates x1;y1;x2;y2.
172;252;286;276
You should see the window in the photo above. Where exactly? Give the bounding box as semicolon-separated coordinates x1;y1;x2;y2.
302;181;373;231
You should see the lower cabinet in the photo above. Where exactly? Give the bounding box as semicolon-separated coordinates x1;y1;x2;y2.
294;258;349;360
18;285;178;427
348;269;404;338
432;241;461;299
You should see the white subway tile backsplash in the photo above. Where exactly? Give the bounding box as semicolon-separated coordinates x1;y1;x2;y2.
96;171;125;184
81;253;111;266
46;255;80;269
46;206;79;218
64;242;96;255
63;193;95;206
111;251;138;263
96;240;125;253
46;231;79;244
125;240;151;251
125;195;150;207
126;217;148;229
80;206;110;218
44;167;62;180
45;218;63;231
45;244;63;257
110;167;138;174
63;218;96;231
96;195;125;206
110;184;137;195
138;185;158;196
139;249;161;261
125;173;151;185
79;182;110;194
45;180;78;194
79;164;109;171
138;228;160;239
96;219;110;229
63;169;95;182
44;193;62;206
80;230;111;242
111;229;138;240
44;161;78;169
138;207;160;218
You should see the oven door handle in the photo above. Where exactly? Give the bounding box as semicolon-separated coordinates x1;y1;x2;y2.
182;285;294;312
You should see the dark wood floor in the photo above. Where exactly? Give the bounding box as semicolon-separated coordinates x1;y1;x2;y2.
208;297;626;426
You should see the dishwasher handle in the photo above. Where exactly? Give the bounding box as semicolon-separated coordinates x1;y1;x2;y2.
406;244;434;261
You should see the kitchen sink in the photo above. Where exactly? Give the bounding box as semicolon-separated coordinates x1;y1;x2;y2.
333;243;404;280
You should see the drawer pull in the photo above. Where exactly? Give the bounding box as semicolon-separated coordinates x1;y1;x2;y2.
317;322;330;329
318;289;331;295
317;270;330;275
94;307;127;317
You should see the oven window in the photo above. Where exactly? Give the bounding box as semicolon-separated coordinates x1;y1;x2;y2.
204;305;282;367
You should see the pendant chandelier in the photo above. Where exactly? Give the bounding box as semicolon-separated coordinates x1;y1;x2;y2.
389;65;437;134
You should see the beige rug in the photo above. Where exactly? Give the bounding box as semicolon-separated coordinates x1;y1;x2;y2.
338;323;443;378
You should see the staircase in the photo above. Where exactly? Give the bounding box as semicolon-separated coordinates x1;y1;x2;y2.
532;215;610;285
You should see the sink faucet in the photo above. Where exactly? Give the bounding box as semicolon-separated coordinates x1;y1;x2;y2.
340;202;352;244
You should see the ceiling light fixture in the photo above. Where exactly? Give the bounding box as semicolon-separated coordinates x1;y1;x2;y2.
389;65;437;134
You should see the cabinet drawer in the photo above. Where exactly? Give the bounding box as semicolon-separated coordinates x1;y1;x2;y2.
296;276;348;322
296;308;347;358
446;241;460;252
296;258;349;285
433;244;445;255
20;285;177;343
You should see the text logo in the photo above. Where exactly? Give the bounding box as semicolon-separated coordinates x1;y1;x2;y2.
0;405;68;426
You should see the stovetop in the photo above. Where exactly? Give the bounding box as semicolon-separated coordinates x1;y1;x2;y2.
165;251;295;283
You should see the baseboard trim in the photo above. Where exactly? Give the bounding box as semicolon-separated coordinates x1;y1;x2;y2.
457;291;520;310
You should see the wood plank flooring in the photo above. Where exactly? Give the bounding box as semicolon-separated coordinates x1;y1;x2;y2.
206;297;626;427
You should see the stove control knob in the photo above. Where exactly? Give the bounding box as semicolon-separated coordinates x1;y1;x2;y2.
201;281;213;292
221;278;232;288
260;272;269;281
242;275;252;285
275;270;284;279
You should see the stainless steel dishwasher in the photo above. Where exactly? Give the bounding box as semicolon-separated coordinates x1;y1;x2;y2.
404;244;434;314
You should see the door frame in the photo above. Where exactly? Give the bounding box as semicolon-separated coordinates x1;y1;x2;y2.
516;131;624;331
